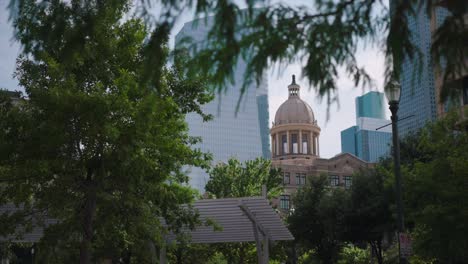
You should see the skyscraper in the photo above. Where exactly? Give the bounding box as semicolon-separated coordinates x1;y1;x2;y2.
175;16;270;192
355;91;386;119
396;2;450;136
341;92;392;162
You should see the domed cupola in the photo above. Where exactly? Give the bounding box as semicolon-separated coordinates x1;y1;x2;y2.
270;75;321;160
274;75;315;125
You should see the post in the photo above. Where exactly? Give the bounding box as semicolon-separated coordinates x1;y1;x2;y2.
389;101;406;263
262;235;269;264
159;241;167;264
261;185;267;198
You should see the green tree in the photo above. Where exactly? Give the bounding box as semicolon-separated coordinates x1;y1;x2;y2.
203;157;283;264
205;157;283;199
345;168;394;264
0;3;212;264
337;244;370;264
403;112;468;263
289;175;349;264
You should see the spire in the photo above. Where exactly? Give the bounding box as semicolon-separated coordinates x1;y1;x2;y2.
288;74;300;98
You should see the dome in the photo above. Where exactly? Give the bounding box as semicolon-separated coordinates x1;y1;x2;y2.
274;75;315;125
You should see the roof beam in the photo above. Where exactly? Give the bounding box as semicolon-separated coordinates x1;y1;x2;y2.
238;201;269;239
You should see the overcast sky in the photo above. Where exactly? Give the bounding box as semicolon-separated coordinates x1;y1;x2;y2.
0;1;390;158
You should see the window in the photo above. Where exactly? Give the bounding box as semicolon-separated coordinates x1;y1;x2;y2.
283;172;290;184
302;133;309;154
344;176;352;189
296;173;306;185
280;195;290;210
282;134;288;154
329;175;339;187
291;134;298;154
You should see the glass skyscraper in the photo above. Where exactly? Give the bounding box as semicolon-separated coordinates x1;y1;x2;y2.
175;17;270;192
355;91;385;119
395;1;450;136
341;92;392;162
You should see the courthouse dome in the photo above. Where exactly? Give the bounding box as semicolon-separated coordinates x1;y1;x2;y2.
274;75;315;125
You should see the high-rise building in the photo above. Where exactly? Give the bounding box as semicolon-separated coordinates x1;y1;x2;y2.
431;3;468;119
175;17;270;192
355;91;386;119
341;92;392;162
395;1;451;136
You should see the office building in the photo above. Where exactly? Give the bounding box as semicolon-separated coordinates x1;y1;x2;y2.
341;92;392;162
394;1;451;136
271;76;372;211
175;16;270;192
355;91;386;119
431;3;468;118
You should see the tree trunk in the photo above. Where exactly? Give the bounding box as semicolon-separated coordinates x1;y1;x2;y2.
376;240;383;264
370;241;384;264
79;180;97;264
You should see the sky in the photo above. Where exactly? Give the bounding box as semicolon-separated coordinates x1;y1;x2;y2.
0;1;390;158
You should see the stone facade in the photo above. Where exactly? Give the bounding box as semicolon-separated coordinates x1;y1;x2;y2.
271;76;372;211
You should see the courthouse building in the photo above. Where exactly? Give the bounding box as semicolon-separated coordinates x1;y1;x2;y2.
271;76;373;211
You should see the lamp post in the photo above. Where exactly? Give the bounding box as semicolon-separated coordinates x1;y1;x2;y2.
385;81;406;263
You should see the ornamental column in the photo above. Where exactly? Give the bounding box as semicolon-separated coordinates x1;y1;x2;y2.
275;133;279;156
312;134;316;155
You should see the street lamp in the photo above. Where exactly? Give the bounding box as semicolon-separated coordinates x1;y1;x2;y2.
385;81;406;263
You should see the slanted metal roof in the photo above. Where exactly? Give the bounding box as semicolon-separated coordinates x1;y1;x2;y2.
166;197;294;243
0;203;57;243
1;197;294;245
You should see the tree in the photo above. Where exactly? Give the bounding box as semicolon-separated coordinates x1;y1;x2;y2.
9;0;466;109
0;2;212;263
205;157;283;199
345;168;394;264
203;157;283;264
337;244;370;264
288;175;349;264
403;112;468;263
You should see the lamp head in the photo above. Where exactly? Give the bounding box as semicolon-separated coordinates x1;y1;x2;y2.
385;80;401;104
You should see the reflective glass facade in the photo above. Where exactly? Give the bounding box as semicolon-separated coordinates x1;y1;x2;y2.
341;92;392;162
176;18;270;192
396;2;450;136
355;130;392;162
341;126;357;156
356;91;386;119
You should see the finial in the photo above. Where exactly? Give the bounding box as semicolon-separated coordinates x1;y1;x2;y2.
292;74;296;85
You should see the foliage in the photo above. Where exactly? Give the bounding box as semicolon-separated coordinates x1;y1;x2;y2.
0;2;212;263
403;112;468;263
288;174;348;264
345;167;394;264
205;157;283;199
202;157;283;264
289;169;395;264
337;244;370;264
9;0;466;111
205;252;228;264
166;235;219;264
